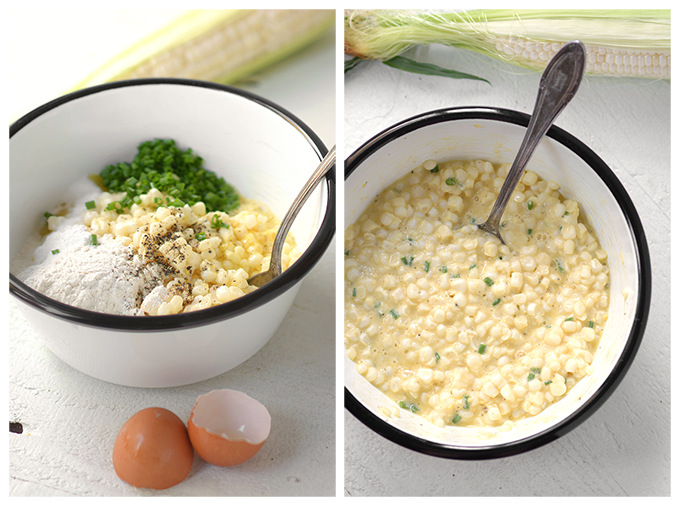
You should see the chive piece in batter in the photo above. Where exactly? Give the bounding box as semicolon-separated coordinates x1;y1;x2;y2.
399;401;419;413
483;277;494;286
390;309;399;319
478;344;487;354
452;413;461;424
492;298;501;306
424;261;430;272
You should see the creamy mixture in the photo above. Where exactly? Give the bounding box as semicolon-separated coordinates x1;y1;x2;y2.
344;159;609;429
14;178;301;316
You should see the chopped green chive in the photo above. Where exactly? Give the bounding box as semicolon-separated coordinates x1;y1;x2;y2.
99;139;239;213
528;228;533;235
463;395;470;410
390;309;399;319
492;298;501;306
440;265;448;273
588;321;595;328
85;200;96;210
544;380;553;385
345;250;350;256
424;261;430;273
452;413;461;424
210;214;229;230
564;211;570;216
398;401;419;413
430;165;440;173
445;177;457;186
470;217;476;224
564;317;574;322
478;344;487;354
528;373;536;381
483;277;494;286
51;249;60;255
435;352;441;362
556;259;565;273
352;287;357;297
44;211;53;219
401;256;414;266
528;200;534;210
469;264;477;270
90;234;98;246
195;232;207;241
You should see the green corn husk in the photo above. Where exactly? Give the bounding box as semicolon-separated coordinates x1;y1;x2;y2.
345;9;670;79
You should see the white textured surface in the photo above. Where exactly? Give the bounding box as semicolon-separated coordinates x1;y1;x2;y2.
344;44;670;496
9;10;336;497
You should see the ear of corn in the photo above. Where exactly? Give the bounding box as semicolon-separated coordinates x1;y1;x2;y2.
345;9;670;79
76;9;335;89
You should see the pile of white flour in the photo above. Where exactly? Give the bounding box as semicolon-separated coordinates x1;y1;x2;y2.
12;178;166;316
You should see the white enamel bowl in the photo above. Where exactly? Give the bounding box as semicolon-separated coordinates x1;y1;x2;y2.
344;107;650;459
10;78;335;388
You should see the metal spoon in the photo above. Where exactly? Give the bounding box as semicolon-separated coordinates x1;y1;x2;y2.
247;145;336;287
476;40;586;244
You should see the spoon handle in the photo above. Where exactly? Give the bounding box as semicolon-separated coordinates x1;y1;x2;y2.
268;145;336;275
483;41;586;231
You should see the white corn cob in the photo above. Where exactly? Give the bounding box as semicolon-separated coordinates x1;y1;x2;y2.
494;38;669;79
77;9;334;88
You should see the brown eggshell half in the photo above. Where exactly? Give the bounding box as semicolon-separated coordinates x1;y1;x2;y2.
112;407;193;490
187;389;271;467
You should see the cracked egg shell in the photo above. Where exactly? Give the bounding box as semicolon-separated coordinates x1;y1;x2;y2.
112;407;193;490
187;389;271;467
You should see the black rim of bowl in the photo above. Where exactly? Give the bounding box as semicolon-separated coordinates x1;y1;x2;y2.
344;106;651;459
9;77;335;331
